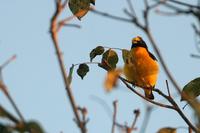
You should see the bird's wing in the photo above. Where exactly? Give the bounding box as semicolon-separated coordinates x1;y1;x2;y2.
148;51;157;61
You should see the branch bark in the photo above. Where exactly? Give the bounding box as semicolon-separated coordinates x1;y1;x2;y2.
50;1;86;132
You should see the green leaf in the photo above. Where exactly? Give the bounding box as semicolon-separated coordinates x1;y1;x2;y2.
122;49;130;63
181;77;200;101
26;121;45;133
90;46;104;62
68;0;94;20
0;108;6;118
16;121;45;133
90;0;95;5
68;64;75;85
101;49;118;70
0;123;12;133
157;127;177;133
77;64;89;79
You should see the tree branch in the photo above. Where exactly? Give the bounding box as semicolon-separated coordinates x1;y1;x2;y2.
91;9;133;23
154;89;199;132
119;77;175;110
50;1;86;132
92;0;200;132
0;104;19;124
111;100;117;133
0;56;25;125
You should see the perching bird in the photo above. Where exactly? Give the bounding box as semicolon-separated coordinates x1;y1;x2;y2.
123;36;159;99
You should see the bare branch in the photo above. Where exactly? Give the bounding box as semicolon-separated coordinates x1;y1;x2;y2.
191;54;200;59
1;55;16;69
0;104;19;124
126;0;137;17
154;89;198;132
168;0;200;9
63;24;81;28
57;15;76;32
91;9;133;23
120;75;198;132
0;81;25;124
112;100;118;133
131;109;140;130
50;1;86;132
166;80;171;97
0;56;25;125
119;76;175;109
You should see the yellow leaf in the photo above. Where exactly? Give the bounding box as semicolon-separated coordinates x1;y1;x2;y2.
104;69;122;92
157;127;177;133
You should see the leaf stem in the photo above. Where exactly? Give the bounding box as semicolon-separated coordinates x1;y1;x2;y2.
102;46;124;51
73;62;100;67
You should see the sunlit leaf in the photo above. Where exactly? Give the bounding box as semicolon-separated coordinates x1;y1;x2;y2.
104;69;122;91
68;64;75;84
68;0;94;20
181;77;200;101
101;49;118;70
157;127;177;133
122;49;130;63
77;64;89;79
90;46;104;62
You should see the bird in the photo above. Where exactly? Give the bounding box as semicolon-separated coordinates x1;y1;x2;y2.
123;36;159;99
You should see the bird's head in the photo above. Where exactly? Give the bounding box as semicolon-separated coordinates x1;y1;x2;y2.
131;36;148;49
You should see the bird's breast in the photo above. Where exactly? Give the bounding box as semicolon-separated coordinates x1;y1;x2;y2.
123;47;159;87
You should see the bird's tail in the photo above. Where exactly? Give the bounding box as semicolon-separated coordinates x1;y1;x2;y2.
144;89;154;100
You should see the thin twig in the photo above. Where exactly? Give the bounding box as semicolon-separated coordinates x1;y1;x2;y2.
91;9;133;23
154;0;198;18
166;80;171;97
131;109;140;130
0;56;25;124
0;104;19;124
126;0;137;17
155;9;181;16
92;1;200;132
1;55;16;69
50;1;86;132
73;62;100;67
146;29;182;93
63;24;81;29
154;89;198;132
102;46;124;51
120;75;198;132
191;54;200;58
119;76;175;109
90;96;129;132
112;100;118;133
0;81;25;124
168;0;200;9
77;107;89;131
57;15;77;32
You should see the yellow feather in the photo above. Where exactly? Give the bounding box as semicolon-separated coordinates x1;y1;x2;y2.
123;47;159;99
